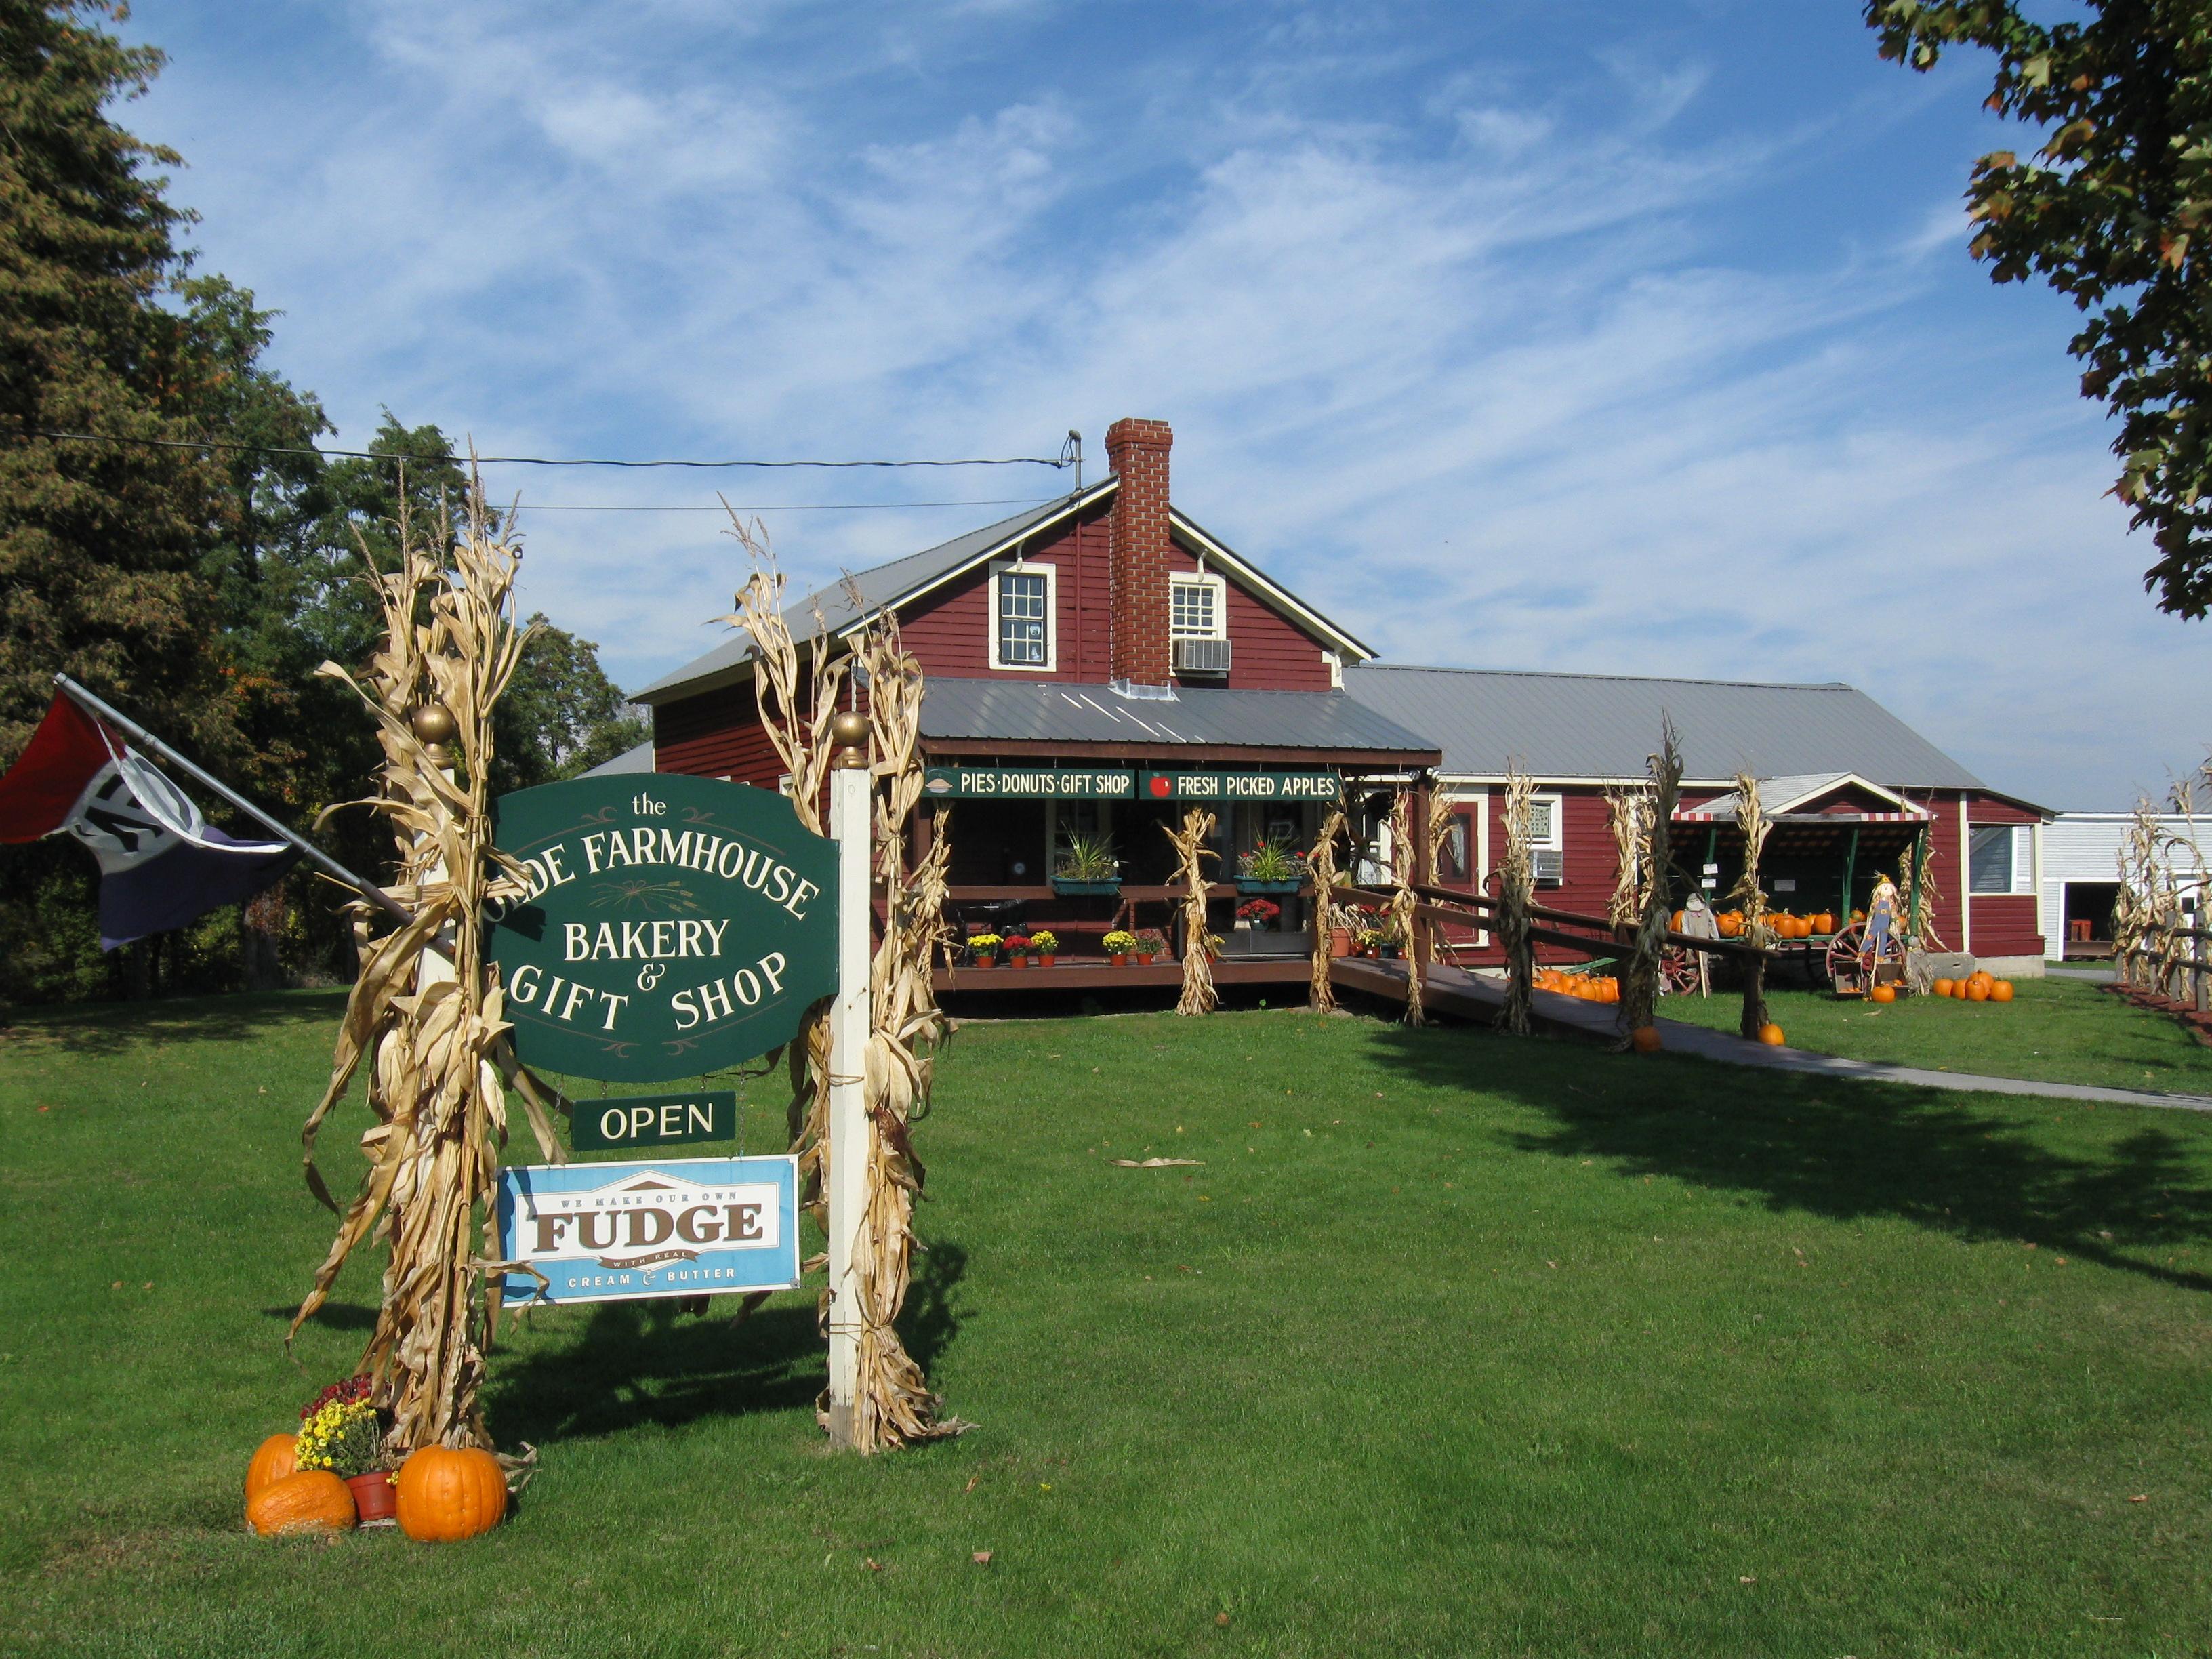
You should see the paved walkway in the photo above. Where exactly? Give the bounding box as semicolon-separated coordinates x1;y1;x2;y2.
1329;956;2212;1114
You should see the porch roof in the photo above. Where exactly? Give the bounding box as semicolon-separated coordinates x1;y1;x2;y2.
918;677;1438;763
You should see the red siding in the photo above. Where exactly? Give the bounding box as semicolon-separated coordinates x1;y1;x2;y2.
1967;797;2040;826
1166;542;1334;691
1969;895;2043;957
896;509;1113;683
890;501;1339;693
654;683;784;790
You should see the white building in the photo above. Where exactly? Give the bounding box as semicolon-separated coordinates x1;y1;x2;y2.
2039;812;2212;960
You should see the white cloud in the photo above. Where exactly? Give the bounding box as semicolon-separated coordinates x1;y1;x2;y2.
121;0;2205;806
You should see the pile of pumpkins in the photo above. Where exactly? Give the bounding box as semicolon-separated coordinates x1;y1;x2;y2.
1683;908;1852;940
1536;967;1618;1002
244;1430;509;1543
1932;970;2015;1004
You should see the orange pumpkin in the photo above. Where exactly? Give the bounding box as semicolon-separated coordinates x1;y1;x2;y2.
1757;1023;1786;1046
1671;911;1685;933
247;1469;356;1538
1811;912;1835;934
245;1433;299;1509
1932;977;1954;998
1965;977;1990;1002
1990;979;2015;1002
1870;984;1896;1004
1599;977;1619;1004
1630;1025;1663;1053
1717;913;1742;937
396;1445;506;1543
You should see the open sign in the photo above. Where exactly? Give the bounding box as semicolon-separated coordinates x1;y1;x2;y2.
571;1090;737;1152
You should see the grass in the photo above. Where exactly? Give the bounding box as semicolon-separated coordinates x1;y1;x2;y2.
1658;973;2212;1095
3;989;2211;1656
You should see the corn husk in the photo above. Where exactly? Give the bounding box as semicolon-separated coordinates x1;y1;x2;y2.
1425;792;1464;968
1166;808;1218;1016
1725;773;1770;1038
291;473;551;1460
1388;788;1423;1027
1602;784;1650;935
1498;767;1536;1036
1616;721;1681;1040
1307;807;1347;1012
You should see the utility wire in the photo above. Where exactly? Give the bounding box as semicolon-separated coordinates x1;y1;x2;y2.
518;495;1054;513
22;428;1071;471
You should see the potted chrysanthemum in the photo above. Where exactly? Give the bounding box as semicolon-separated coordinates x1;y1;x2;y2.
295;1377;396;1526
1029;929;1059;966
1102;929;1137;966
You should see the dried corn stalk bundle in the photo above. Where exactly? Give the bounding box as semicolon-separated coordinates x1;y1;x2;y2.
1602;784;1651;935
1726;773;1771;1038
1896;811;1949;959
291;478;552;1458
2112;804;2156;987
842;605;965;1450
1165;806;1218;1016
1388;788;1424;1027
1425;792;1464;968
721;516;848;1252
1307;806;1347;1013
1617;721;1681;1041
1499;767;1536;1036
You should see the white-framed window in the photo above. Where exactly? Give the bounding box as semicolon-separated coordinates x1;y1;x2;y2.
1169;573;1227;640
1525;794;1563;851
1969;824;2034;895
989;558;1057;671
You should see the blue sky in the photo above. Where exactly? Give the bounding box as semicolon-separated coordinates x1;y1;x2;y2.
123;0;2205;806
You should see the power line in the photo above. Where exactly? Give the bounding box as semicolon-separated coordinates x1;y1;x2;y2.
518;495;1052;513
22;428;1073;471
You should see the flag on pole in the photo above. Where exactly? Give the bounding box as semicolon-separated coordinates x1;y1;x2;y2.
0;691;298;949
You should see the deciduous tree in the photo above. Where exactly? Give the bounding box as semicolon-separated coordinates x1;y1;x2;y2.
1869;1;2212;616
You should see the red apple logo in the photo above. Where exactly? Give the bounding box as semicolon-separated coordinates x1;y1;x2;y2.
1148;775;1172;798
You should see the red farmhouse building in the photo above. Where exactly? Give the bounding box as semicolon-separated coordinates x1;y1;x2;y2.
628;417;2048;985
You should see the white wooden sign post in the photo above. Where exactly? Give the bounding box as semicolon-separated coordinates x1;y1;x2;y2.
823;721;874;1448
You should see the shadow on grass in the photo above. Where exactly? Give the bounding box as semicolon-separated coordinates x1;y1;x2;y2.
482;1240;970;1446
0;988;350;1057
1356;1020;2212;1294
262;1300;378;1332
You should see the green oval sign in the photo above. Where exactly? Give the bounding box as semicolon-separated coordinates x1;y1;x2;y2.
485;773;839;1083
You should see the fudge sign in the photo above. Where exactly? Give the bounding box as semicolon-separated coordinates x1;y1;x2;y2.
485;774;838;1083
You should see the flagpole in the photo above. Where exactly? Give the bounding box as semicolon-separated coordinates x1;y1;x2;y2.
53;674;413;926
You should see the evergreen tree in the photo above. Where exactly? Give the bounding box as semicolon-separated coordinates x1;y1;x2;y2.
0;0;233;762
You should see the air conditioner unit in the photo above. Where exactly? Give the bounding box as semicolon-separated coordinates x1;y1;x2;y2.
1172;636;1231;675
1534;849;1565;887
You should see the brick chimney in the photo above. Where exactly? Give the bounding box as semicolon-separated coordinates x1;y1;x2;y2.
1105;417;1174;688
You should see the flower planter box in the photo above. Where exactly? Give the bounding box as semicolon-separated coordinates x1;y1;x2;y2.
972;954;996;968
1052;878;1121;897
1107;952;1128;967
1218;929;1313;959
1236;879;1303;895
1328;927;1352;958
1038;954;1057;967
1135;953;1156;965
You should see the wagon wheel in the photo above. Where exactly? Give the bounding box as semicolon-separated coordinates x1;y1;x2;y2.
1660;946;1701;996
1825;921;1868;996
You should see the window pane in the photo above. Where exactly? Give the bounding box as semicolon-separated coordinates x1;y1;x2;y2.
1170;581;1215;637
1438;819;1469;882
1525;799;1553;843
1969;825;2013;894
998;571;1048;665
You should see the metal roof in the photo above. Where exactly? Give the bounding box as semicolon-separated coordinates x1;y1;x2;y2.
1343;664;1986;790
630;490;1100;704
580;739;656;777
919;677;1437;758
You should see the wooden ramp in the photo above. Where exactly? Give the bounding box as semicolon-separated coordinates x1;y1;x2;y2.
1328;955;1623;1040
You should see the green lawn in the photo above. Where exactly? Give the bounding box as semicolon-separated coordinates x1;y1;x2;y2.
5;991;2212;1657
1658;973;2212;1094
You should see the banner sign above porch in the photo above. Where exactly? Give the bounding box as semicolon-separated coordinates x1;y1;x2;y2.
485;774;838;1084
922;766;1135;799
496;1154;800;1307
1141;770;1342;802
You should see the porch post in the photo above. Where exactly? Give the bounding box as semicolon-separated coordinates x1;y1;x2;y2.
825;735;873;1450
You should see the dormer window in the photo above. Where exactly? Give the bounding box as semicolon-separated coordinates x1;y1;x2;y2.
1169;573;1226;640
989;558;1057;671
